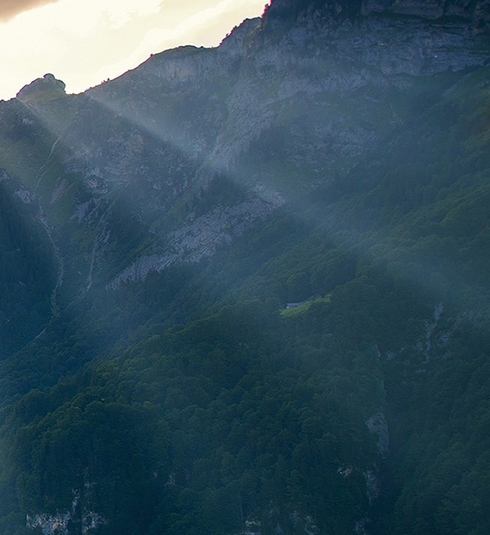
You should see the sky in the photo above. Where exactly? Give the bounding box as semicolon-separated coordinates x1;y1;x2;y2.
0;0;268;101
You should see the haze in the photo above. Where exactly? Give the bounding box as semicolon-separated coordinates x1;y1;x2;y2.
0;0;268;100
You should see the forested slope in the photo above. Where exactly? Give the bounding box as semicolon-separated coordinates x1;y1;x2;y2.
0;0;489;534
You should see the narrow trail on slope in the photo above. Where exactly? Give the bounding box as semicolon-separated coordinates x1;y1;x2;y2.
35;136;61;193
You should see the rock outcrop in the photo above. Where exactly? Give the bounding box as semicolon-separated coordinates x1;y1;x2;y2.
1;0;489;297
16;73;67;102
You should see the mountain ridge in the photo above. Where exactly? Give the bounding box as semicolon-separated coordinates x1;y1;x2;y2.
0;1;489;534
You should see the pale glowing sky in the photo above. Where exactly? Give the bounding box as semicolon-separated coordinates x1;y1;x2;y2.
0;0;268;101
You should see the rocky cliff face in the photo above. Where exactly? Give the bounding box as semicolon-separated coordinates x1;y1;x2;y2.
362;0;490;25
267;0;490;29
0;0;488;297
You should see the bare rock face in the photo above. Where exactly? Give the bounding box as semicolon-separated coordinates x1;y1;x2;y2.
267;0;490;31
3;0;489;297
361;0;490;25
364;0;490;31
362;0;452;19
366;412;389;455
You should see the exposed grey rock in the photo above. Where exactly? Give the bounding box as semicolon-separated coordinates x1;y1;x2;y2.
362;0;490;30
26;489;105;535
424;302;445;360
17;73;66;102
364;469;381;503
7;0;490;297
366;412;389;454
108;190;284;288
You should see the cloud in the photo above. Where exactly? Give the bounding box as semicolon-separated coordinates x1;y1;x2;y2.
0;0;59;21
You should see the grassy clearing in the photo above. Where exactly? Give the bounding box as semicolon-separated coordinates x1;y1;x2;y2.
281;294;331;317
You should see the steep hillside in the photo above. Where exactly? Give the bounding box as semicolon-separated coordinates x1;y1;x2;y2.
0;173;55;356
0;0;489;534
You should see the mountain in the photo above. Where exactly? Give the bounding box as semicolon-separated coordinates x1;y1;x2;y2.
0;0;490;533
